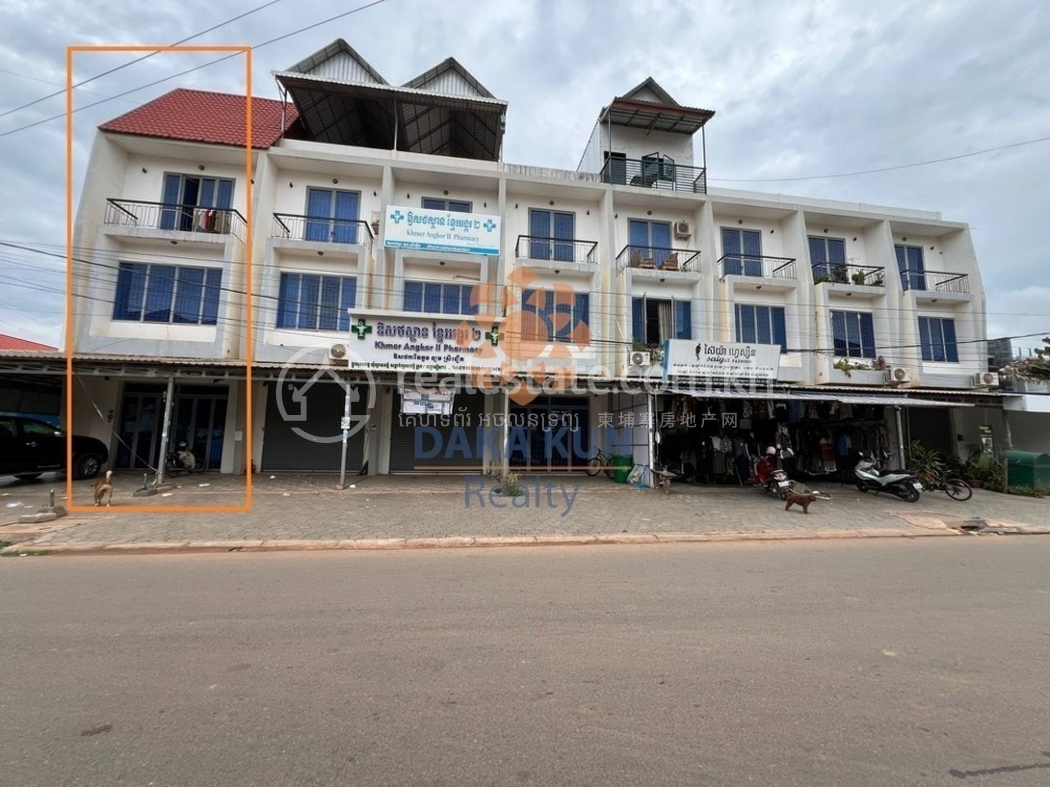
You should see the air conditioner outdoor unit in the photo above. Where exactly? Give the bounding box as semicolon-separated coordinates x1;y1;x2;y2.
370;211;381;234
673;220;692;240
972;371;1000;388
629;350;652;367
328;343;349;362
886;366;911;385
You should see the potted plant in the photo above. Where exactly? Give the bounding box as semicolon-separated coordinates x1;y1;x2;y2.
851;270;868;285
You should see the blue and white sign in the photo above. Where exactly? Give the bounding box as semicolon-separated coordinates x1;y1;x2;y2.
383;205;501;256
663;339;781;380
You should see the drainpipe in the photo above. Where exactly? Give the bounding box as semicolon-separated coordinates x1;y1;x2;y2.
155;376;176;486
894;405;905;468
338;371;352;490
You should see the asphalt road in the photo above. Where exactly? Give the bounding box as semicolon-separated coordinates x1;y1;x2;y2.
2;539;1049;787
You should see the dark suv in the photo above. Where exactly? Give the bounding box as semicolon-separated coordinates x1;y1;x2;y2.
0;414;109;480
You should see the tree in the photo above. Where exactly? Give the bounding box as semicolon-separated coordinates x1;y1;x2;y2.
1001;337;1050;382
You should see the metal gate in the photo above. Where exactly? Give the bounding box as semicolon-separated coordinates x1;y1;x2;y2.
262;380;364;473
388;390;485;472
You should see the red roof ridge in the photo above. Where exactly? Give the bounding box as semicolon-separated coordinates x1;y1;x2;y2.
0;333;58;352
99;88;298;149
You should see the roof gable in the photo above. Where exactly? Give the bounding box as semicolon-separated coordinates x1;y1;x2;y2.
284;38;387;85
620;77;679;107
403;57;494;99
0;333;56;352
99;89;298;149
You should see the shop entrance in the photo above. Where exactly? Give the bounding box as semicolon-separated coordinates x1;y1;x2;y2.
115;384;228;470
508;397;590;472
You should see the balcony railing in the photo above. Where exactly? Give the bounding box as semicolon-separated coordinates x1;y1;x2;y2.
272;213;374;248
104;199;246;241
515;235;598;264
812;262;885;286
899;268;970;294
599;157;707;194
616;245;700;273
718;254;796;279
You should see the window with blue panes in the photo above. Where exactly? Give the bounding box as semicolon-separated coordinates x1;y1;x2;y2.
735;304;788;352
628;219;673;268
521;289;590;343
895;244;926;291
809;236;846;280
304;188;360;243
422;197;471;213
528;209;576;262
721;227;763;276
403;281;478;316
276;273;356;331
113;262;221;325
159;173;234;231
918;316;959;362
632;297;691;344
830;310;876;358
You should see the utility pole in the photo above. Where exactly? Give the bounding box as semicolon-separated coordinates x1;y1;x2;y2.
155;376;176;486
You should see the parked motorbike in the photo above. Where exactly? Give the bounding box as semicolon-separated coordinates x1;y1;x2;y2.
854;451;923;503
755;451;793;500
165;440;198;475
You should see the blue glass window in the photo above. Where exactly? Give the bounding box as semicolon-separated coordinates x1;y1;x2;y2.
918;316;958;362
830;310;876;358
722;228;763;276
276;274;356;331
402;281;478;316
735;304;787;352
113;263;221;326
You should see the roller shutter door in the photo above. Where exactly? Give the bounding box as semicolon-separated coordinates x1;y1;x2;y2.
388;390;485;472
262;381;364;472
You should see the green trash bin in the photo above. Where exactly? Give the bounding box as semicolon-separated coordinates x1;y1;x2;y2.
612;454;634;484
1005;450;1050;491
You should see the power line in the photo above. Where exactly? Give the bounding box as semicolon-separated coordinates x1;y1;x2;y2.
709;133;1050;184
0;0;391;140
0;0;285;121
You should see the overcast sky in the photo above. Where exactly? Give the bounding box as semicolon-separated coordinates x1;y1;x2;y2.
1;0;1048;354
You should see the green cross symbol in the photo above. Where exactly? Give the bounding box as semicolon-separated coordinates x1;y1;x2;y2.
485;328;500;347
350;318;373;340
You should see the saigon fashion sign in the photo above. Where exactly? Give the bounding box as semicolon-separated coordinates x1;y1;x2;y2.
663;339;781;380
383;205;501;256
346;310;503;374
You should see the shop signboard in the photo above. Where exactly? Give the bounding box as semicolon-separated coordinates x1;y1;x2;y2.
663;339;781;380
383;205;501;256
345;310;503;375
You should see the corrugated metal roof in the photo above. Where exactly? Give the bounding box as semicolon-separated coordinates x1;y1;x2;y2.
99;88;298;149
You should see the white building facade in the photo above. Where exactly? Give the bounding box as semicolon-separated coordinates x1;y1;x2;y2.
59;39;1019;480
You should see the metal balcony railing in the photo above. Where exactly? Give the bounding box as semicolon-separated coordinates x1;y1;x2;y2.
271;213;374;248
811;262;885;286
899;268;970;293
616;245;700;273
515;235;598;264
599;157;707;194
104;199;246;241
718;254;796;279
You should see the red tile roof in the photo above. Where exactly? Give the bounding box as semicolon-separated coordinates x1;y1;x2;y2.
99;88;299;149
0;333;57;351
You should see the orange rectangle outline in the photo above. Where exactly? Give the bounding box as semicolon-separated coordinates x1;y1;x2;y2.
66;44;253;513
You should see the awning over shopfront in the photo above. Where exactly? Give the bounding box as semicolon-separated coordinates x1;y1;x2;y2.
666;387;973;408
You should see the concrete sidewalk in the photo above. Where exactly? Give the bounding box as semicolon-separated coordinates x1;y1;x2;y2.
2;471;1047;555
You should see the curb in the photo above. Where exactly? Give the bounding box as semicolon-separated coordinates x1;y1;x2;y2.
4;525;1047;558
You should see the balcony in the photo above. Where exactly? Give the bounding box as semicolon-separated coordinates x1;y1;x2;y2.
718;254;796;280
271;213;374;251
104;199;246;241
599;157;707;194
616;245;700;274
899;268;970;294
514;235;598;265
812;262;886;287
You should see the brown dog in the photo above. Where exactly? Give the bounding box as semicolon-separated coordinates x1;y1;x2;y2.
93;470;113;507
784;491;817;514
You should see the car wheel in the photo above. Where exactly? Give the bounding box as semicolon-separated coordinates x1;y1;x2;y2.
73;453;102;480
14;472;43;481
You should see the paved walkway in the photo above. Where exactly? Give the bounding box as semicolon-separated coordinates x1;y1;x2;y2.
2;470;1047;554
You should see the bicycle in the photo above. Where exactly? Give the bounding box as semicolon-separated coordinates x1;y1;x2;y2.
586;447;614;478
919;472;973;501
